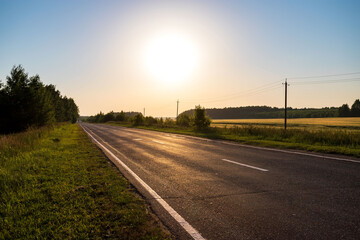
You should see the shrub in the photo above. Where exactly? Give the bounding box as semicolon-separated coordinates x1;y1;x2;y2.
145;116;158;126
193;105;211;130
176;114;191;127
103;111;115;122
131;113;144;126
115;111;127;122
164;118;175;127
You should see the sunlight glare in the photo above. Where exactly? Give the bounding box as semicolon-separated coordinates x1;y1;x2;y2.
143;32;199;84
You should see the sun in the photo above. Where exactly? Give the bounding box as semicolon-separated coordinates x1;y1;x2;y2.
143;32;199;84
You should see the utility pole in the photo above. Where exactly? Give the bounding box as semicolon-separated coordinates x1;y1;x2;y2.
143;108;145;117
283;78;289;130
176;99;179;118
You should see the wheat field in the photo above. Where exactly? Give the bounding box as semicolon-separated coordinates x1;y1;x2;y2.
212;117;360;130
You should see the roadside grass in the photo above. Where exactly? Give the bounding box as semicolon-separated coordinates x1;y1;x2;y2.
106;121;360;158
0;124;170;239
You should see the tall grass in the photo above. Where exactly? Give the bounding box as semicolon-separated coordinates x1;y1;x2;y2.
0;124;170;239
0;126;53;157
222;125;360;147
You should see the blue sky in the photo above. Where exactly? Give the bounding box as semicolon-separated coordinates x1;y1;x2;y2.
1;0;359;116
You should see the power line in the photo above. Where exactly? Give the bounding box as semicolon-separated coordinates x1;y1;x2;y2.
291;77;360;86
197;85;282;104
182;80;283;104
288;71;360;80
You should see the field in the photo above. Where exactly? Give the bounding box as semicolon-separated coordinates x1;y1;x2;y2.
212;117;360;130
0;124;170;239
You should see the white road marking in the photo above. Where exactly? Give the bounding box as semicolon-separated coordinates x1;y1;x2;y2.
134;138;142;141
152;140;164;145
81;125;205;240
221;159;269;172
219;141;360;164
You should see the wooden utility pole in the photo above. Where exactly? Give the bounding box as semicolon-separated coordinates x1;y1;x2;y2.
143;108;145;117
283;78;289;130
176;100;179;118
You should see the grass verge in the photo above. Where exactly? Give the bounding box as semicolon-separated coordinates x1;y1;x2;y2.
0;123;170;239
106;121;360;158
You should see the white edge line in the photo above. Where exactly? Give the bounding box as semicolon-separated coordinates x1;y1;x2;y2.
222;159;269;172
80;125;205;240
152;140;164;144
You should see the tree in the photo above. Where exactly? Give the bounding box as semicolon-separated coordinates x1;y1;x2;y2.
351;99;360;117
338;104;351;117
193;105;211;129
0;65;80;133
115;111;126;121
176;113;191;127
103;111;115;122
132;113;144;126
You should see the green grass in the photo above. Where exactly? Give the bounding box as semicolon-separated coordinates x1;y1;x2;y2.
106;121;360;158
0;124;170;239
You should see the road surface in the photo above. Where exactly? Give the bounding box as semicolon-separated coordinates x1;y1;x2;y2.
80;123;360;240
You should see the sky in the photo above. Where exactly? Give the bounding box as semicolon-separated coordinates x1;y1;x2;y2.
1;0;359;117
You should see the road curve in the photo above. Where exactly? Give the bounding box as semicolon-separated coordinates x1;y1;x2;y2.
80;123;360;240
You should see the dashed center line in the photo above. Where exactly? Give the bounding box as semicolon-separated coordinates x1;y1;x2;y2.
134;138;142;141
152;140;165;145
222;159;268;172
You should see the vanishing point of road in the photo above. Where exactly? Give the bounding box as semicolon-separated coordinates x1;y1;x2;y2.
80;123;360;240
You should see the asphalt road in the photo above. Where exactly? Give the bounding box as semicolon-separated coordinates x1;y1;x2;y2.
80;123;360;240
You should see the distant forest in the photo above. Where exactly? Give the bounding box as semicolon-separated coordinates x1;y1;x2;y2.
0;65;79;134
182;100;360;119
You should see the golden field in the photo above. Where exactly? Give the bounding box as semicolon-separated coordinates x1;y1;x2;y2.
212;117;360;130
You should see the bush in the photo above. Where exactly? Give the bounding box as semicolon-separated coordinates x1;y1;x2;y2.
164;118;175;127
115;111;127;122
103;111;115;122
131;113;144;126
144;116;158;126
176;114;191;127
193;105;211;130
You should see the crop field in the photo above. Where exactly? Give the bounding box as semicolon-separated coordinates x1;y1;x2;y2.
212;117;360;130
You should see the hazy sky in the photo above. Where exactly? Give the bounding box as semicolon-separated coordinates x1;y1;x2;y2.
1;0;359;117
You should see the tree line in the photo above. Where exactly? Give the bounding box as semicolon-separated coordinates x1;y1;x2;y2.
182;100;360;119
0;65;79;134
338;100;360;117
84;105;211;130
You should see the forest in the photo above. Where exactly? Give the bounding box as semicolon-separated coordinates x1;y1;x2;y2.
0;65;79;134
182;101;360;119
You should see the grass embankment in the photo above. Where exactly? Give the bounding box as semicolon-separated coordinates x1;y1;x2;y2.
0;124;170;239
107;120;360;158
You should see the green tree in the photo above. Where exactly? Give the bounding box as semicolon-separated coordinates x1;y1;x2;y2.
351;99;360;117
176;113;191;127
28;75;56;126
193;105;211;130
338;104;351;117
132;113;144;126
103;111;115;122
0;65;80;133
115;111;127;121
